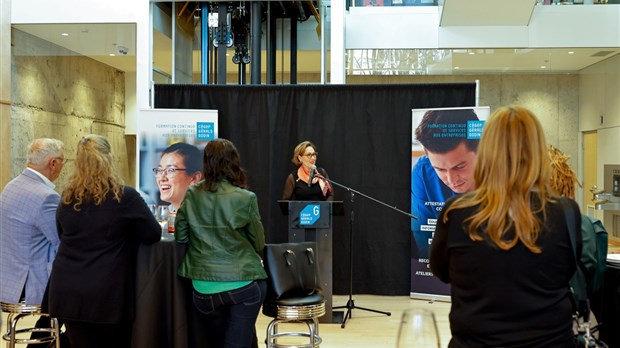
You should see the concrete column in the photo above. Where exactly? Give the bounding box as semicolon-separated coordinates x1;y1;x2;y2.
0;0;11;188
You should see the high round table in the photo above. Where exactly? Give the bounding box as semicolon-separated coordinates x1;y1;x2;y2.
131;240;210;348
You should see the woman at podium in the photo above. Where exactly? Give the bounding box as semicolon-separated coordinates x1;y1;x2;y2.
282;140;333;201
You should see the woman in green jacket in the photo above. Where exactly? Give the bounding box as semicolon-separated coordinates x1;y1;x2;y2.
175;138;267;348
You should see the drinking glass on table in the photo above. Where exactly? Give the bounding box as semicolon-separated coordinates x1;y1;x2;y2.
156;205;169;236
396;308;441;348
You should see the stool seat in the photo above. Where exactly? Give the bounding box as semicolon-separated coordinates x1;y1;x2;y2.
1;301;60;348
1;302;42;314
263;293;325;318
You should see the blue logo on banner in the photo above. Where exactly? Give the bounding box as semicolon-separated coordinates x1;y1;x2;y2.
299;204;321;226
467;120;485;139
197;122;215;140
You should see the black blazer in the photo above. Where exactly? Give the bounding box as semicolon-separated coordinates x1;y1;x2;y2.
49;186;160;323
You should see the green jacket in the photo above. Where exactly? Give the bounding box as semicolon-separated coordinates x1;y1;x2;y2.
175;179;267;281
573;214;608;299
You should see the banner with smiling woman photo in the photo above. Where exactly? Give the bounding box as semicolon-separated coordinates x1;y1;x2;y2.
137;108;218;208
410;106;489;301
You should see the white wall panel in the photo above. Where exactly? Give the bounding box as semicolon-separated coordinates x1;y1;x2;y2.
439;26;529;48
346;7;440;49
347;5;620;50
529;6;620;48
12;0;144;24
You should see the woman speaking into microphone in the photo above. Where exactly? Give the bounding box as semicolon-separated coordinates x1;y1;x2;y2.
281;140;333;201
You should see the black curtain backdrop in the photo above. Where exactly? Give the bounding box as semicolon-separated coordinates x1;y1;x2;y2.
155;83;476;295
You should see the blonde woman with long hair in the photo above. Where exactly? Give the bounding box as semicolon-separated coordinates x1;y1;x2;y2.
48;134;160;348
430;106;580;347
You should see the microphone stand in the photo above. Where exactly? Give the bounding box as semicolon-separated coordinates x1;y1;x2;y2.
318;174;417;328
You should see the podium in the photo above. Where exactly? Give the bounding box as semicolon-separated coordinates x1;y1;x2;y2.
278;200;343;323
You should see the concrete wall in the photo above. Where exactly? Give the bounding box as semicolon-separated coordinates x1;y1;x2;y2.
1;0;10;189
12;0;151;135
10;29;131;191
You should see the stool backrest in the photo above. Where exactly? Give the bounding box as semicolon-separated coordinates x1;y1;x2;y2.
263;242;322;300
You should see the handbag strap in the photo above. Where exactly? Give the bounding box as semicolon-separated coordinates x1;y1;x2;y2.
559;197;590;320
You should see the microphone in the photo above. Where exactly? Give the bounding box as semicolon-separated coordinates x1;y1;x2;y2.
308;165;316;187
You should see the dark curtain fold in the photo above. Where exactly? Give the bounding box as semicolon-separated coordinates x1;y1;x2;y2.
154;83;476;295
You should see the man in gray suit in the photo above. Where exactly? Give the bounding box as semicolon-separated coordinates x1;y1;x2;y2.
0;138;66;306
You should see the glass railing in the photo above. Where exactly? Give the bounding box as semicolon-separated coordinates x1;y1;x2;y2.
352;0;438;6
539;0;612;4
351;0;618;6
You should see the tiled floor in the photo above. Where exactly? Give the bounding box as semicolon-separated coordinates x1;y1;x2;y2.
257;295;451;348
2;295;451;347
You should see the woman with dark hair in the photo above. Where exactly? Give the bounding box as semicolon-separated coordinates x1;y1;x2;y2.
174;138;267;348
154;142;202;211
281;140;333;201
49;134;160;348
430;106;579;347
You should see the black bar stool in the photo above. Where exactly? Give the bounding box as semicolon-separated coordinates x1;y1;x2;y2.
262;242;325;348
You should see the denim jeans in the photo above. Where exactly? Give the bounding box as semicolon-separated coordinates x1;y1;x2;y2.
192;279;267;348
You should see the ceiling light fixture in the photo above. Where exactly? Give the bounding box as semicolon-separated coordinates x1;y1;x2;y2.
540;65;547;69
61;33;69;37
568;51;575;55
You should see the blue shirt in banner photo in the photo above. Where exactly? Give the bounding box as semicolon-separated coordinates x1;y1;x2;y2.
411;156;455;258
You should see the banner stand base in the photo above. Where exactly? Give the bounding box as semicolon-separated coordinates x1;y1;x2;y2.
409;292;451;302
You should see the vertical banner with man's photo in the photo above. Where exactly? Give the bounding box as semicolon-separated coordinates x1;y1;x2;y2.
137;108;218;206
410;106;490;300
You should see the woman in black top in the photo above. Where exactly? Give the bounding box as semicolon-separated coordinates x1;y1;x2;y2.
281;140;333;201
429;106;579;348
49;135;161;348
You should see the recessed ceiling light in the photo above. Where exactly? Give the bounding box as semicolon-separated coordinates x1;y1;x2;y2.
568;51;575;55
540;65;547;69
468;52;475;55
454;67;460;70
109;53;116;57
61;33;69;37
